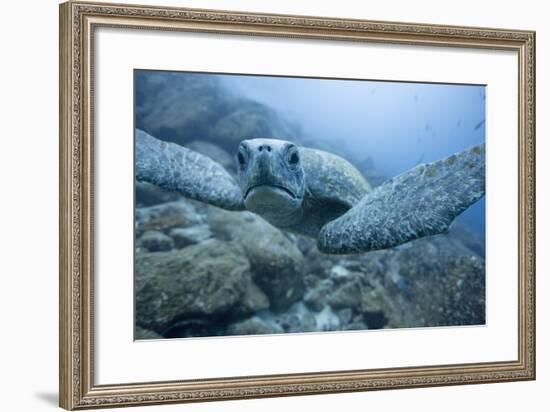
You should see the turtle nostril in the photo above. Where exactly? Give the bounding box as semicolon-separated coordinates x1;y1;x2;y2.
258;144;272;152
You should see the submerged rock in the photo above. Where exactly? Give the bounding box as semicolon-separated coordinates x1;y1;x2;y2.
169;225;212;248
313;305;341;331
226;317;283;336
354;233;486;329
207;208;305;312
257;302;318;333
135;72;227;146
303;278;333;312
135;326;163;340
327;276;363;310
136;181;181;207
134;181;485;337
336;308;353;324
356;155;387;188
138;230;174;252
135;239;269;335
135;71;299;153
209;102;299;151
185;140;235;173
136;200;205;237
389;241;485;327
330;265;354;282
295;228;486;330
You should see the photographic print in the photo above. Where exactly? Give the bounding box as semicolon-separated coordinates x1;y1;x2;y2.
134;70;486;340
59;4;535;407
59;3;536;407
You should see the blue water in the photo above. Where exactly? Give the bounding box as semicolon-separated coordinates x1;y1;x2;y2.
221;74;486;238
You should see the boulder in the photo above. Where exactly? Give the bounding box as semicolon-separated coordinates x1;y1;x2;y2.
312;305;341;332
136;200;204;237
138;230;174;252
327;276;363;310
299;229;486;331
135;326;163;340
387;236;486;327
207;208;305;312
329;265;355;283
135;239;269;335
355;155;387;188
257;302;318;333
185;140;235;173
303;278;334;312
209;101;298;151
356;233;486;329
169;225;212;248
135;181;181;207
135;72;229;146
225;317;283;336
336;308;353;325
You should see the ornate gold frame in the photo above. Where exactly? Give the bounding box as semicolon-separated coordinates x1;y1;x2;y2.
59;1;536;409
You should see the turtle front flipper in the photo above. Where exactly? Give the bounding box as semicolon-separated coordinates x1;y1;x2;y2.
136;129;245;211
317;143;485;254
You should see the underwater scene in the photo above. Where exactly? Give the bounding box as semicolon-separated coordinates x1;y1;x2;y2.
134;70;486;340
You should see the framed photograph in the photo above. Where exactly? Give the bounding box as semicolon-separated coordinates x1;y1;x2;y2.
59;1;536;409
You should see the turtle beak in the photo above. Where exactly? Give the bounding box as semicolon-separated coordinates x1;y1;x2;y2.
246;149;296;198
244;184;296;200
256;151;274;182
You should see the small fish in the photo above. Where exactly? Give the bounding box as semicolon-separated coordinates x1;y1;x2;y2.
473;119;485;131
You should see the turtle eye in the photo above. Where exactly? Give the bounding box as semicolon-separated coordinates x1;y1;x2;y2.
288;151;299;165
237;152;245;165
237;147;247;169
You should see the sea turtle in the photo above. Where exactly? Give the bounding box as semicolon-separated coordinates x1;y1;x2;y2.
136;129;485;254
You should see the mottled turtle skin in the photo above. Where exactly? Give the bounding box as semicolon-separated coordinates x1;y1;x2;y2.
136;129;485;254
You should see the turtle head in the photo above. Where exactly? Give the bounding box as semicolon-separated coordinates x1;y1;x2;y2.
236;138;305;219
